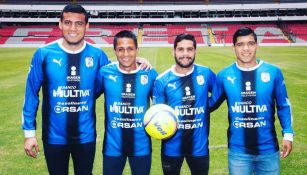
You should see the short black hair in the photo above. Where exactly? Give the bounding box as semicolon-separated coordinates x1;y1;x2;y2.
233;27;257;45
60;4;89;23
174;33;196;49
113;30;138;50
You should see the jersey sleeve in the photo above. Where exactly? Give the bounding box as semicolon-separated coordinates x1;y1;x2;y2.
274;68;294;137
208;69;216;93
149;69;158;98
95;50;110;98
99;49;111;67
22;48;44;138
153;78;166;104
95;67;105;98
209;72;226;112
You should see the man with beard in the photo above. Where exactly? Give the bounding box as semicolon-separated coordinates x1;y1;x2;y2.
153;33;216;175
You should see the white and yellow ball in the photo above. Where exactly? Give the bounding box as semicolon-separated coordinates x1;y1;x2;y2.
144;104;178;140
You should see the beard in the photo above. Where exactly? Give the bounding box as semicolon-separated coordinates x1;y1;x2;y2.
175;56;195;68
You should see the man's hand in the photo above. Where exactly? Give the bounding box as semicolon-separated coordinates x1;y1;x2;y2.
136;57;152;71
280;139;292;159
24;137;40;158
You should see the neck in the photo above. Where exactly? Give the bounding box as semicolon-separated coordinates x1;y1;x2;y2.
62;39;84;52
174;64;193;75
119;63;138;73
237;60;257;69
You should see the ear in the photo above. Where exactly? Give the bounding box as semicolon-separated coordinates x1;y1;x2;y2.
85;22;89;30
58;20;62;30
172;48;175;57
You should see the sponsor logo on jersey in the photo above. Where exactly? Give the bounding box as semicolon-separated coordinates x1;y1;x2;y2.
52;58;62;66
108;75;117;82
196;75;204;85
182;86;195;101
85;57;94;68
261;72;270;83
111;117;143;128
141;75;148;85
54;105;89;113
233;120;266;128
241;82;256;97
110;102;144;114
231;102;268;113
67;66;80;82
227;76;236;84
167;82;176;90
178;118;204;129
121;83;135;98
53;86;90;98
175;105;205;116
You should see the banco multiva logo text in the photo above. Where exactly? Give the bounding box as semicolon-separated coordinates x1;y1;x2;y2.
110;102;144;114
231;102;267;113
53;86;90;98
174;105;205;116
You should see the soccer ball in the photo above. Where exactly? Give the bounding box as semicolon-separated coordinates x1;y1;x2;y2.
144;104;178;140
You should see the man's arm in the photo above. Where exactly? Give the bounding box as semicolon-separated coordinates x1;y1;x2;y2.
152;78;166;105
274;68;294;158
209;72;226;113
22;49;44;158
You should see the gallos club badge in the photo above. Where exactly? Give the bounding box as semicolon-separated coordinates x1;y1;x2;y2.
85;57;94;68
141;75;148;85
196;75;204;85
261;72;270;83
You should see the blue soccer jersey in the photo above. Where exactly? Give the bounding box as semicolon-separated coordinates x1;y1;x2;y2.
153;64;216;157
98;62;158;156
210;60;294;155
22;39;109;144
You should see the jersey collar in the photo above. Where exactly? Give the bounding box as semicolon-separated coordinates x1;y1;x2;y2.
171;64;194;77
116;62;141;74
236;59;263;71
57;38;86;54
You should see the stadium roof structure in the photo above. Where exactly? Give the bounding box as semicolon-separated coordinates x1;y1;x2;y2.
0;1;307;22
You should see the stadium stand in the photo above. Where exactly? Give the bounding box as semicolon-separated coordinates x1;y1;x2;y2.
0;0;307;46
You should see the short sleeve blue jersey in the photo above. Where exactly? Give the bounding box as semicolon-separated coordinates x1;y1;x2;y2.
98;62;158;156
210;60;294;155
22;39;110;144
153;64;216;157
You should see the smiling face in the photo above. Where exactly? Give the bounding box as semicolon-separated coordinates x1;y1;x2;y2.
114;37;138;72
59;12;89;50
173;39;196;72
233;34;258;68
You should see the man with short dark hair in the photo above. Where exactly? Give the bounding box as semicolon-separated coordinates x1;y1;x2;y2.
210;27;294;175
153;33;216;175
97;30;158;175
22;4;110;175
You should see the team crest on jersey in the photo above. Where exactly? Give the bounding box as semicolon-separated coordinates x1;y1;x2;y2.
196;75;204;85
261;72;270;83
141;75;148;85
85;57;94;68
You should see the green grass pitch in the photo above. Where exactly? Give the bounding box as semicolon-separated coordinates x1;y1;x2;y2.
0;46;306;174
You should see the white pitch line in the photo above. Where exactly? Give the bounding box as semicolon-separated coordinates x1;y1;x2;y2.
209;144;227;149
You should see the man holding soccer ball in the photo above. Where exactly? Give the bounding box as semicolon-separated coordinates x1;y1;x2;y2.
97;30;158;175
153;33;216;175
